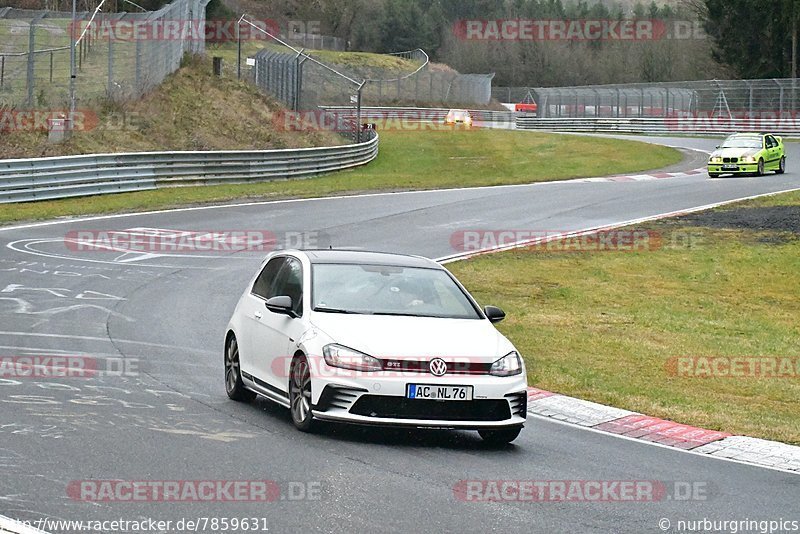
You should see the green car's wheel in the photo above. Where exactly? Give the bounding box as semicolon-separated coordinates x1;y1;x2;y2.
776;156;786;174
757;159;765;176
708;173;720;178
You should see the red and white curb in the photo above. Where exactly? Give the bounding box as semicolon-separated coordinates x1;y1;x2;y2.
579;167;706;183
526;387;800;474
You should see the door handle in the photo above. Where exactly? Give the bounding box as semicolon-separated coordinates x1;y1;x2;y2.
254;311;263;320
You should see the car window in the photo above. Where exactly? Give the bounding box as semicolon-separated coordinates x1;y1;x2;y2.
252;257;286;299
312;263;481;319
767;136;777;148
272;257;304;316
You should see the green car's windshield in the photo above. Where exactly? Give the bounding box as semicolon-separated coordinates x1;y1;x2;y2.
722;138;762;149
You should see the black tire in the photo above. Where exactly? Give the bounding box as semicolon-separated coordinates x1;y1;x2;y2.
478;426;522;445
225;335;256;402
757;159;765;176
289;354;316;432
708;173;720;178
776;156;786;174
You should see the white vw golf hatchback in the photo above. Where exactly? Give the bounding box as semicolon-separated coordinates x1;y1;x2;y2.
224;250;528;444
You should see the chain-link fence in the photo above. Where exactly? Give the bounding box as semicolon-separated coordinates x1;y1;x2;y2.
0;0;208;109
239;19;494;114
494;79;800;118
283;32;344;52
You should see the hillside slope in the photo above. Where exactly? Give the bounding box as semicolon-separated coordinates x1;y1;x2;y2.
0;55;343;159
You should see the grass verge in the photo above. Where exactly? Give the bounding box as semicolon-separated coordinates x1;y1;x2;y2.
0;129;680;225
448;191;800;444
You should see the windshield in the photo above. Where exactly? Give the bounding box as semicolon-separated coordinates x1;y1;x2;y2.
721;138;762;149
312;263;482;319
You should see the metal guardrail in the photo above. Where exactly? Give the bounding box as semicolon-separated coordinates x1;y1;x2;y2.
322;106;521;124
0;134;378;204
516;117;800;136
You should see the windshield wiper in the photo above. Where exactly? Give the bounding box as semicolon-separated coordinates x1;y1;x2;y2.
313;307;362;314
370;311;428;317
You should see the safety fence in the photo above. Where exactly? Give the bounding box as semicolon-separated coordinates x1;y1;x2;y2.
0;0;208;109
497;79;800;119
0;132;378;203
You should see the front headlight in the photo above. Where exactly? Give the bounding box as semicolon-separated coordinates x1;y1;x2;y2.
489;351;523;377
741;156;756;163
323;344;382;372
710;156;722;164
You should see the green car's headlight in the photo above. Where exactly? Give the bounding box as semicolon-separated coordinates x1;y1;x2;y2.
741;156;756;163
710;156;722;164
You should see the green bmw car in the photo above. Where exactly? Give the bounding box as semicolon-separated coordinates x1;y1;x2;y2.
707;133;786;178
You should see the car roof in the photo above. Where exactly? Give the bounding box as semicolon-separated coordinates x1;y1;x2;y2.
300;249;442;269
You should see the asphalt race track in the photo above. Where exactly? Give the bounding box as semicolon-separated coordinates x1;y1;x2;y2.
1;135;798;533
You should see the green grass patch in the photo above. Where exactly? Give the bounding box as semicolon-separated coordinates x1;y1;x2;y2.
448;192;800;444
0;129;680;225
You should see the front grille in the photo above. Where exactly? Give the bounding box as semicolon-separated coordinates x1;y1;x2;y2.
349;395;512;422
380;359;492;375
506;391;528;418
315;385;367;412
723;157;738;163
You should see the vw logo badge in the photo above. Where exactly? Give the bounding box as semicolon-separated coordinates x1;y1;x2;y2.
429;358;447;377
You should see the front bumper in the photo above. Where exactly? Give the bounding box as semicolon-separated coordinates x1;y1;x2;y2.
708;163;758;175
310;372;527;429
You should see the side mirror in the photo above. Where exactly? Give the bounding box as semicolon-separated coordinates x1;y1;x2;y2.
484;305;506;324
266;296;297;317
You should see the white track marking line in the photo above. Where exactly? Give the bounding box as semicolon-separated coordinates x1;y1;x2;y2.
0;331;215;353
436;187;800;263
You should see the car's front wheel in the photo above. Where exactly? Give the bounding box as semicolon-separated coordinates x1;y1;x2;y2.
708;172;720;178
289;354;316;432
478;426;522;445
777;156;786;174
225;335;255;402
757;159;765;176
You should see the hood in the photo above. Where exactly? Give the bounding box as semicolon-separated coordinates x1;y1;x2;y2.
711;147;760;159
309;313;513;362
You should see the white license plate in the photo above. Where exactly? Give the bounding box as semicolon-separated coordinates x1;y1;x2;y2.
722;164;738;170
407;384;473;401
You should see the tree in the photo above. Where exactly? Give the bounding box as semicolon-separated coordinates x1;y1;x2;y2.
703;0;798;78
